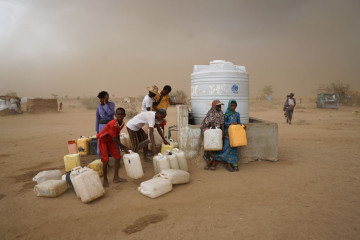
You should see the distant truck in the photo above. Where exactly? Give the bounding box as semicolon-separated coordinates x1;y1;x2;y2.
316;93;339;109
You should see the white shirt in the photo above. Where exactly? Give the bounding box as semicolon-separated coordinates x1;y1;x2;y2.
126;111;156;131
288;98;295;106
142;95;154;112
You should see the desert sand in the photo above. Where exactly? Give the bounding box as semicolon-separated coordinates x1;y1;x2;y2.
0;99;359;240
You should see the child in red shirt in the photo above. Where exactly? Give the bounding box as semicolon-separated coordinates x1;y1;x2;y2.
97;107;129;187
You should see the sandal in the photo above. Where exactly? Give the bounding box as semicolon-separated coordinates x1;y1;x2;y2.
233;166;239;171
226;165;234;172
204;160;212;170
210;161;216;171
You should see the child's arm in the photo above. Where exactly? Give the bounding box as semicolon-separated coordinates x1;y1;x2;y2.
112;136;129;153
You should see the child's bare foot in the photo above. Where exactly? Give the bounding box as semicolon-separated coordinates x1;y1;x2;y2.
113;177;127;183
103;179;109;187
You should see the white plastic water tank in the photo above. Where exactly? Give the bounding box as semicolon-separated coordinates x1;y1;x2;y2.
191;60;249;124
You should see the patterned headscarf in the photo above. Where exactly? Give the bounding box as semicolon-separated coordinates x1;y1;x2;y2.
201;101;225;130
224;99;237;119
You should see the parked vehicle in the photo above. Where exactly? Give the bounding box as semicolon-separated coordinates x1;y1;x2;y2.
316;93;339;109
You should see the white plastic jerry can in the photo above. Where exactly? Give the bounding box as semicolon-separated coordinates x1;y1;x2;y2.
120;132;132;149
164;151;180;169
158;169;190;185
123;151;144;179
172;148;188;172
153;153;170;174
33;170;62;184
204;127;223;151
71;167;105;203
138;177;172;198
34;180;68;197
67;166;83;197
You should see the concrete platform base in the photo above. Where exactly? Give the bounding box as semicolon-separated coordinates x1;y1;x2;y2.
176;105;278;167
238;117;278;164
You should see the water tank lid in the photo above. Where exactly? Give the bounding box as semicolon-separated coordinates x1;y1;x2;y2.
193;60;247;73
210;60;227;64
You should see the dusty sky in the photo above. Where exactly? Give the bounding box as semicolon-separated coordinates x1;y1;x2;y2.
0;0;359;98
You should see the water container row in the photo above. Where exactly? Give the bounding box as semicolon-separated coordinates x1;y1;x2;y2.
138;148;190;199
67;133;132;156
33;167;105;203
203;124;247;151
153;148;188;174
120;148;187;180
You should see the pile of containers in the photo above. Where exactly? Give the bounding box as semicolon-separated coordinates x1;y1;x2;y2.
138;168;190;199
34;130;191;202
138;148;190;199
33;170;68;197
67;133;133;157
33;166;105;203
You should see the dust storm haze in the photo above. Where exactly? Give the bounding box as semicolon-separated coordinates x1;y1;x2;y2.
0;0;359;98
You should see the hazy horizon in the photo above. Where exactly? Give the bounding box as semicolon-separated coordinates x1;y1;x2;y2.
1;0;359;99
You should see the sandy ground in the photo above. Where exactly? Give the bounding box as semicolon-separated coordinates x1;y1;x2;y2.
0;99;359;240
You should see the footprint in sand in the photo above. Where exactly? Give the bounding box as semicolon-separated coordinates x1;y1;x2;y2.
122;212;168;234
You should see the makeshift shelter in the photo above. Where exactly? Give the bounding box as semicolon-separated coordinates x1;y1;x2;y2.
0;96;21;116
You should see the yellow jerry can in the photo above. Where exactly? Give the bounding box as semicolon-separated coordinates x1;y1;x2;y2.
160;143;174;154
229;124;247;147
77;137;90;156
64;153;80;172
87;159;103;177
